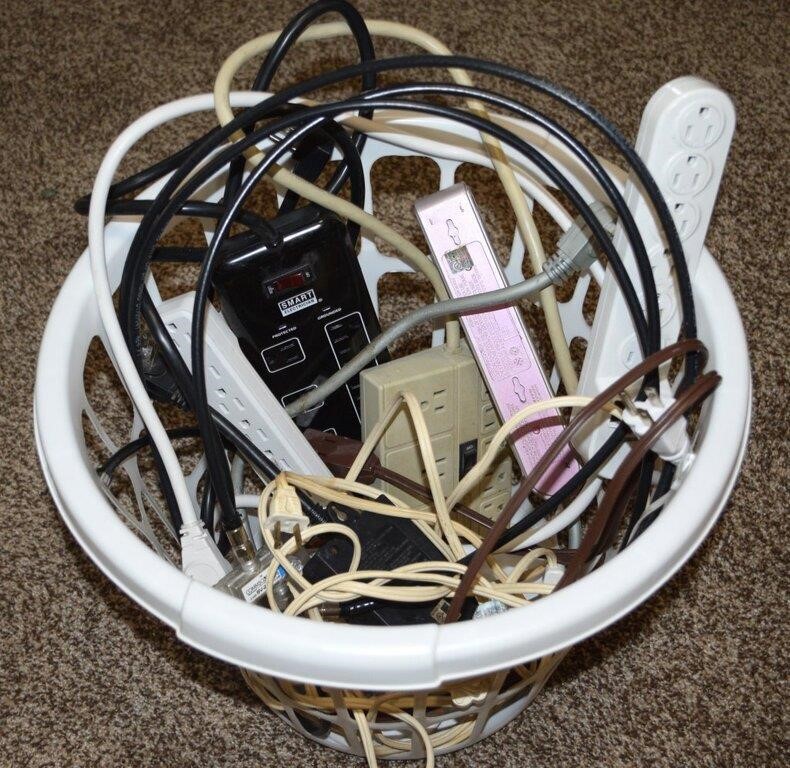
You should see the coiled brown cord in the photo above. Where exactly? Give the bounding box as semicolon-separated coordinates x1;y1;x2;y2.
557;370;721;588
443;338;708;623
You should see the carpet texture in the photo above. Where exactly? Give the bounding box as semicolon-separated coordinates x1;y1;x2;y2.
1;0;787;766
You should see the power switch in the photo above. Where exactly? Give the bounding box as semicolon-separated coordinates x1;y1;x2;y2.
458;439;478;479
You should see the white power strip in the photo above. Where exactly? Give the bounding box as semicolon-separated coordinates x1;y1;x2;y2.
157;293;330;478
576;77;735;473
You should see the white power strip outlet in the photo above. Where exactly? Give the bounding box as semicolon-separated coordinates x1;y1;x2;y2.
157;293;330;478
576;77;735;473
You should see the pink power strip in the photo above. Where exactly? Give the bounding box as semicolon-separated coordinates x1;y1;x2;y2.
414;183;578;496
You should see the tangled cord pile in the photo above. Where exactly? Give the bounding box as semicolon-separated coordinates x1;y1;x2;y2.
75;0;726;762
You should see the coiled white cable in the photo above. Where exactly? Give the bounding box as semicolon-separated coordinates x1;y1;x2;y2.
89;92;293;528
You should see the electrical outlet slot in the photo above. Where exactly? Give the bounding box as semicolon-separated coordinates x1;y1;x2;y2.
672;201;700;239
421;455;448;480
679;102;725;149
482;406;497;431
668;152;711;196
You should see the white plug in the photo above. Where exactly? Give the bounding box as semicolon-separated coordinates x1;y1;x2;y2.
270;479;303;518
180;520;231;586
542;563;566;588
619;382;692;465
265;476;310;535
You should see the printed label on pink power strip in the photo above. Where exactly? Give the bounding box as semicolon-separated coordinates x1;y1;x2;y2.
415;183;578;496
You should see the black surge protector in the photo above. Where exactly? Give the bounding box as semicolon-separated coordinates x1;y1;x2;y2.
213;207;387;438
303;499;476;626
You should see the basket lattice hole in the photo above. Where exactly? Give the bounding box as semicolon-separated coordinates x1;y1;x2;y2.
242;178;280;224
582;277;601;327
149;218;204;299
369;155;439;259
376;273;433;359
82;336;134;448
569;337;589;372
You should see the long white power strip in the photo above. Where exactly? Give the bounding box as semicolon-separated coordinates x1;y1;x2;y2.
576;76;735;473
157;292;331;478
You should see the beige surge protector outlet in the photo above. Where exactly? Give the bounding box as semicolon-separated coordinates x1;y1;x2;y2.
360;343;512;525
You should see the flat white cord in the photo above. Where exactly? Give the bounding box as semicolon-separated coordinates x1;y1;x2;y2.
89;92;283;529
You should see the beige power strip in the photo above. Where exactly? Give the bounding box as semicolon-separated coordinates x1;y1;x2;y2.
360;343;512;525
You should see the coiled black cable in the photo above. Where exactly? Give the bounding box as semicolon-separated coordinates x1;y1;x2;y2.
85;13;697;546
168;100;656;528
224;0;377;207
121;75;673;531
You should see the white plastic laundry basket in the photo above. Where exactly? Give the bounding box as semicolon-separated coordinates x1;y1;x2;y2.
34;103;750;760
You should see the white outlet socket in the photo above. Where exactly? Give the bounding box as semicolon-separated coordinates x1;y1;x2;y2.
576;76;735;474
667;152;712;196
157;293;330;479
672;200;701;239
678;102;726;148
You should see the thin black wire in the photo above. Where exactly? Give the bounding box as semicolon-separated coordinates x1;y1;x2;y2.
93;43;698;543
97;426;202;478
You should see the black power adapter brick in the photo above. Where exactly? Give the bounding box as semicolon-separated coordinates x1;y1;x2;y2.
303;498;475;626
212;206;387;438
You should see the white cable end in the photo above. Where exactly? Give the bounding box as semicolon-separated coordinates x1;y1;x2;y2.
180;521;231;586
542;563;566;587
265;479;310;535
620;384;692;465
269;482;304;521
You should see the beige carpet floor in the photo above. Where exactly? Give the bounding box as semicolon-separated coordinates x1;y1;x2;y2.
1;0;787;765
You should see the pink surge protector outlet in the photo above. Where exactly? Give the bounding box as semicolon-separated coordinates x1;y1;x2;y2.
414;183;578;496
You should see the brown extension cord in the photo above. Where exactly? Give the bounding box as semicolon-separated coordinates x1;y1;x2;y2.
557;369;721;588
304;428;493;532
443;338;709;622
